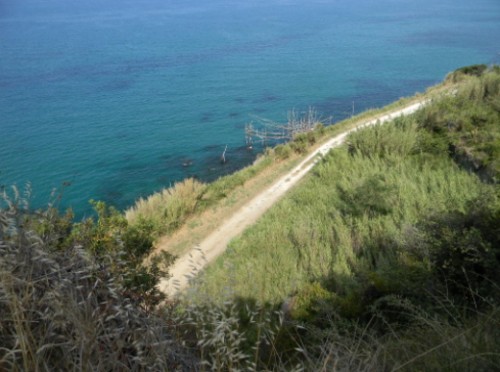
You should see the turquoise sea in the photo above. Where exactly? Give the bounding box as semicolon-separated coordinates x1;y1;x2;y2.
1;0;499;217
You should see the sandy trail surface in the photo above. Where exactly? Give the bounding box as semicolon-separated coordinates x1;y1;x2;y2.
159;100;427;296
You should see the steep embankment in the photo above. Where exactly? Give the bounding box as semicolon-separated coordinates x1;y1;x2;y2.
187;66;500;309
159;100;428;296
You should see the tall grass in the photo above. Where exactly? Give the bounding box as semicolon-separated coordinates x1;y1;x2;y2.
126;177;206;235
0;189;197;371
176;67;499;370
125;154;280;237
179;69;499;369
2;65;498;371
298;295;500;371
190;67;500;305
168;301;292;371
191;114;489;304
418;68;500;181
124;84;433;239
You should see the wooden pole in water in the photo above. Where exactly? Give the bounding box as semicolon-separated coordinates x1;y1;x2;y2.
221;145;227;164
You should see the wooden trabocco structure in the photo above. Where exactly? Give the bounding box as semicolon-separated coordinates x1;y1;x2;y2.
245;107;328;146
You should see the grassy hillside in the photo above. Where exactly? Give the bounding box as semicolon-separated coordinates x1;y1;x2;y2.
192;66;499;306
1;65;498;371
183;66;500;370
192;120;489;304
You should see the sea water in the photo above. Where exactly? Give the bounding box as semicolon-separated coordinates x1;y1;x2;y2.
1;0;499;217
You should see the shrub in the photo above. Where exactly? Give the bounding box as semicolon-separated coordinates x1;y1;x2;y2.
274;143;292;159
418;69;500;180
337;174;397;218
306;130;317;145
0;188;196;371
171;301;287;371
314;122;326;137
457;64;488;76
348;116;418;159
289;282;335;321
291;133;309;154
446;64;488;83
417;195;500;308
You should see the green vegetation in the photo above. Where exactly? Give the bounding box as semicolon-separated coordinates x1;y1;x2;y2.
421;69;500;181
124;85;425;241
1;65;499;370
192;117;491;304
186;66;500;369
126;177;207;235
125;150;281;238
446;64;489;82
0;190;194;370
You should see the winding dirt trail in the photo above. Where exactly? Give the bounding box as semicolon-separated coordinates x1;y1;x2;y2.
159;100;428;296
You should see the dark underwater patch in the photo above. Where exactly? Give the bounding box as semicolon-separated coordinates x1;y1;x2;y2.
252;93;281;104
200;112;215;123
193;144;257;183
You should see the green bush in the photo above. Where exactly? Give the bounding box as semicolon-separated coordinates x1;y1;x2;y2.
289;282;334;321
306;130;317;145
314;122;326;136
457;64;488;76
274;143;292;159
0;188;196;370
337;174;397;217
418;68;500;180
348;116;418;159
446;64;488;83
291;133;309;153
415;195;500;307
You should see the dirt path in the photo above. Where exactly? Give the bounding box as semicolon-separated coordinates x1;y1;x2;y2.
159;100;427;296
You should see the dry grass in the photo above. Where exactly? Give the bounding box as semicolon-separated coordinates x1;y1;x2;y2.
0;191;197;371
146;89;440;260
297;295;500;372
126;178;206;235
153;152;304;258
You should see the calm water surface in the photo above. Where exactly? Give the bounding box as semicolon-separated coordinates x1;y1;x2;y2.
1;0;499;216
